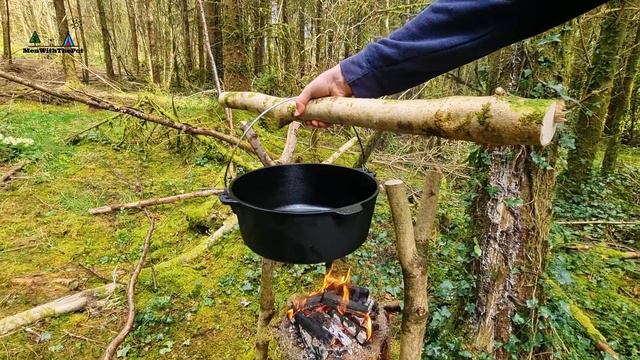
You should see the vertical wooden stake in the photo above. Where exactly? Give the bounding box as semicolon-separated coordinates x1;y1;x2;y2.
385;173;441;360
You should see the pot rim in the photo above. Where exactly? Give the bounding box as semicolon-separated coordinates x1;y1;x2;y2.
225;163;379;215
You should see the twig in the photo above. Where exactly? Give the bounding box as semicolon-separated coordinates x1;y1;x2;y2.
1;161;27;183
321;137;358;164
63;114;122;143
88;188;223;215
102;210;155;360
64;330;105;345
78;263;111;283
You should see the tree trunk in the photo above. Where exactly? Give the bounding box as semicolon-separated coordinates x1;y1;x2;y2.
125;0;139;75
467;144;557;358
95;0;115;79
314;0;323;69
281;0;292;72
195;0;204;80
74;0;90;82
180;0;193;74
52;0;77;81
601;20;640;175
297;3;305;77
253;0;268;75
145;0;161;84
566;1;630;184
205;0;223;82
1;0;11;63
222;0;249;90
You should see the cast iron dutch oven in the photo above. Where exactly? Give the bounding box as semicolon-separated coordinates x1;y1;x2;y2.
219;164;378;264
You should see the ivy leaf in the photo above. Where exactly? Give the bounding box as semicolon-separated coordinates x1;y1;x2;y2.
513;313;526;325
504;197;524;209
473;243;482;257
555;268;573;285
117;344;131;358
537;33;561;45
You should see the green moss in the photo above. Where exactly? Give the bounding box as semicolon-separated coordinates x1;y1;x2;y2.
475;102;492;126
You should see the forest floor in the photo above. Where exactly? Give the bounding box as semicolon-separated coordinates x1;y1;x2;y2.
0;76;638;358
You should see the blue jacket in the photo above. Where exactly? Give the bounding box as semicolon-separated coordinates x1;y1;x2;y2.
340;0;608;98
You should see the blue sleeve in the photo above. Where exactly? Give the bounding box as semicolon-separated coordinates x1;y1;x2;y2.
340;0;608;98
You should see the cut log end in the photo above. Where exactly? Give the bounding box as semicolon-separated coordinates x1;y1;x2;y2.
540;101;562;146
383;179;404;187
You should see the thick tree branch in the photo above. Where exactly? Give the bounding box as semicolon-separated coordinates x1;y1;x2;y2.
241;121;275;166
277;121;301;164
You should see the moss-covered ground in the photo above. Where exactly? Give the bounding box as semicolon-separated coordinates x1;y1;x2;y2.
0;97;638;359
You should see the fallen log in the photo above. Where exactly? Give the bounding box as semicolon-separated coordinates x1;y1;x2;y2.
88;189;223;215
0;284;117;335
1;161;27;183
219;92;565;146
0;70;269;158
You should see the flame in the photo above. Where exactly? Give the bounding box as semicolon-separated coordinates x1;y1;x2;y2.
287;308;294;320
364;313;373;339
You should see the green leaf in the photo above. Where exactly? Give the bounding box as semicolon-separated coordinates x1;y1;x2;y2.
504;197;523;209
40;331;52;342
555;268;573;285
513;313;526;325
537;33;561;45
117;344;131;358
485;185;500;198
473;243;482;257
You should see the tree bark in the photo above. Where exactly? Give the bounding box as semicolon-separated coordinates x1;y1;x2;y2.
467;144;557;358
195;0;204;79
222;0;249;90
219;92;564;146
297;2;306;77
180;0;193;74
125;0;139;75
1;0;11;63
205;0;223;81
255;258;276;360
96;0;115;79
314;0;323;68
601;20;640;175
566;0;630;184
52;0;77;81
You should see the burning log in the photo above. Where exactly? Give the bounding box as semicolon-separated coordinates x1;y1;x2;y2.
293;312;335;345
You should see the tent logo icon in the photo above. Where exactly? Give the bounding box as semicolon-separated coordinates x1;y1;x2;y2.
62;33;75;47
29;31;41;46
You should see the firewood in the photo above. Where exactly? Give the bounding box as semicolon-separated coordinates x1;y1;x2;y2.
88;189;223;215
293;312;335;345
102;210;155;360
219;92;565;146
277;121;301;164
0;284;118;335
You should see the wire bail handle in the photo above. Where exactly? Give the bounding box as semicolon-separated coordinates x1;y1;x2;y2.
223;98;368;189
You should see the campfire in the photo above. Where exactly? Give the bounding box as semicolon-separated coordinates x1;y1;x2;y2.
280;265;389;360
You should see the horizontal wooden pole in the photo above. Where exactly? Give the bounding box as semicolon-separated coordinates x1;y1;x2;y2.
219;92;564;146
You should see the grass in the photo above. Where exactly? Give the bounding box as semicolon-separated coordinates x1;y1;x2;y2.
0;97;638;359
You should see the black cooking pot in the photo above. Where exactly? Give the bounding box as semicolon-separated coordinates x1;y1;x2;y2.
219;164;378;264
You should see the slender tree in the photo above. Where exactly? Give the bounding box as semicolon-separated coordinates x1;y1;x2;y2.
253;0;268;75
125;0;140;75
195;0;204;78
180;0;193;75
297;4;306;77
145;0;161;84
52;0;77;81
314;0;323;68
205;0;223;81
566;1;630;184
96;0;115;79
1;0;11;63
73;0;90;82
601;19;640;175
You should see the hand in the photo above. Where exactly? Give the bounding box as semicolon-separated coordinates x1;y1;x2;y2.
295;64;352;128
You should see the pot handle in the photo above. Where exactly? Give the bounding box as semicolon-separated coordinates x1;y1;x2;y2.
332;203;363;216
219;191;239;206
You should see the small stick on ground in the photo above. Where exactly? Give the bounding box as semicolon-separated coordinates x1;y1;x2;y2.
64;330;105;346
102;210;155;360
555;220;640;225
321;137;357;164
88;188;223;215
1;161;27;183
